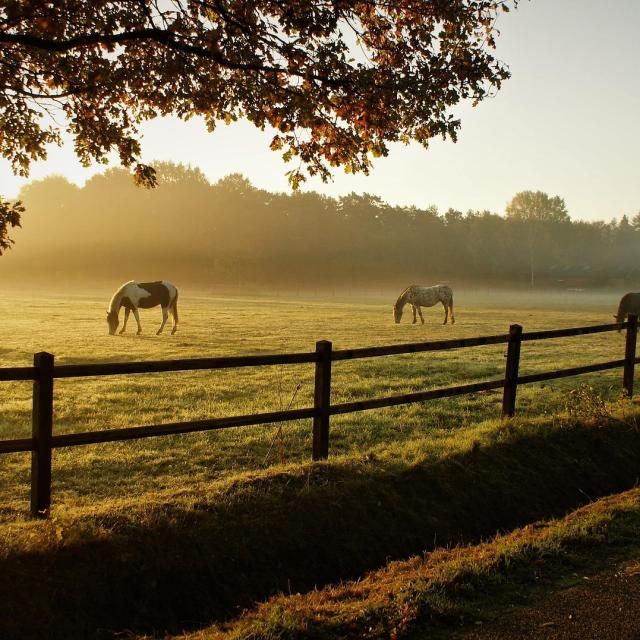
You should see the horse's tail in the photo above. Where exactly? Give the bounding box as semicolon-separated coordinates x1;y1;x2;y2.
171;289;179;323
449;290;455;324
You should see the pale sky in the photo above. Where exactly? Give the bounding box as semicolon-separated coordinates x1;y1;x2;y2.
0;0;638;221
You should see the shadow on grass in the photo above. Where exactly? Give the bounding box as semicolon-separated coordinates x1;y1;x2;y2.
1;420;640;639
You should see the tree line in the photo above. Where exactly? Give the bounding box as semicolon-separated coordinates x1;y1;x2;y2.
2;162;639;289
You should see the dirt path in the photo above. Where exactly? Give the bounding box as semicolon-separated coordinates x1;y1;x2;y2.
455;559;640;640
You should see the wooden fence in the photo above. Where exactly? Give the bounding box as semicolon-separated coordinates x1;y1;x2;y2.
0;316;638;518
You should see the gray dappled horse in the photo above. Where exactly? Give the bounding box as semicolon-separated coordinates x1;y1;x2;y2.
393;284;454;325
106;281;179;335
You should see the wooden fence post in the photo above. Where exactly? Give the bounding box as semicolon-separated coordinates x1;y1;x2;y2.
623;314;638;398
502;324;523;418
313;340;332;460
31;352;54;518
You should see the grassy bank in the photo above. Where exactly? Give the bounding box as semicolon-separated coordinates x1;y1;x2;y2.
1;412;639;640
183;486;640;640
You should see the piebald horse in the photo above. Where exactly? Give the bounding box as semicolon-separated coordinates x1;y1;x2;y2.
107;281;179;335
393;284;454;325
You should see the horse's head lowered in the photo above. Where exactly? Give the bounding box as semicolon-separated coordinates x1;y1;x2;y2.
393;302;403;324
106;310;119;335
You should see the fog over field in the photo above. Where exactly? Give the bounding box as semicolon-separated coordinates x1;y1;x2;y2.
2;163;639;293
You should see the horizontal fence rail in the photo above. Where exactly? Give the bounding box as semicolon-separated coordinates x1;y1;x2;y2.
0;437;34;454
331;333;510;361
521;323;623;341
52;351;320;378
0;316;636;518
50;407;318;448
330;379;506;415
517;360;627;385
0;367;36;381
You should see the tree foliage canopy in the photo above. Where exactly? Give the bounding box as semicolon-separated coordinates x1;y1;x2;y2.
1;0;516;189
505;190;570;287
506;191;570;224
0;196;23;255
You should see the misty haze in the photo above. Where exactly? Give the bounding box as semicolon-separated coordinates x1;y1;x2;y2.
4;163;639;293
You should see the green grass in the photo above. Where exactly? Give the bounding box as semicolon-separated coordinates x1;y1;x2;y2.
0;287;632;519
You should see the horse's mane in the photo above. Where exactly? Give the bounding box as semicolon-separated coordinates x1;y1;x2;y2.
108;280;135;313
394;285;417;308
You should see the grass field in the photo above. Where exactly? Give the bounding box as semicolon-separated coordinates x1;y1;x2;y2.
2;286;639;639
0;286;631;520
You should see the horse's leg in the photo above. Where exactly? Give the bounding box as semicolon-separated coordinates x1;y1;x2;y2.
417;306;424;324
119;308;130;334
449;298;455;325
157;306;169;335
170;299;179;334
412;304;417;324
442;301;448;324
133;308;142;334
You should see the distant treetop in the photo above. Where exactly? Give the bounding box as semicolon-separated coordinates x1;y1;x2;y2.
506;191;570;224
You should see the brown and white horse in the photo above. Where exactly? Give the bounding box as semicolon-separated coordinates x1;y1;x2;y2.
107;281;179;335
393;284;454;325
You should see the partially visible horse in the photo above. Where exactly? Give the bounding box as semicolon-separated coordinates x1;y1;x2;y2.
393;284;454;325
614;292;640;331
107;281;179;335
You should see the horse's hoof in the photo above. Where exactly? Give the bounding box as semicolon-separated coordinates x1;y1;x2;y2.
137;331;142;335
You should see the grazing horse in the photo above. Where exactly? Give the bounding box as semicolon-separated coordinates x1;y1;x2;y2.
393;284;454;325
107;281;179;336
614;292;640;332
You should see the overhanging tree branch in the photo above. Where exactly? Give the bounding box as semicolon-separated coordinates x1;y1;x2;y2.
0;0;518;223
